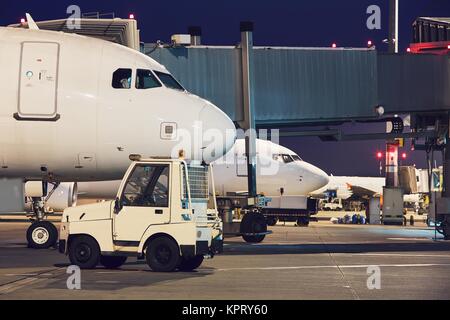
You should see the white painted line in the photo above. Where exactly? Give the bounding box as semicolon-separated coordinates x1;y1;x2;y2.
387;238;431;241
216;263;450;272
353;253;450;258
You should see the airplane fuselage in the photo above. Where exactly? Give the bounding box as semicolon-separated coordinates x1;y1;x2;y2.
0;27;235;182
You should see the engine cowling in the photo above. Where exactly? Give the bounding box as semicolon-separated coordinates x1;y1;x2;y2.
25;182;78;213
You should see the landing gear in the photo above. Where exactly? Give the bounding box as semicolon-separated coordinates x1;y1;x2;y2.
26;221;58;249
26;182;60;249
240;212;267;243
437;216;450;240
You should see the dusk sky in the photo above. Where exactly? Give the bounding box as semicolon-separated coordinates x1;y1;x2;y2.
1;0;449;176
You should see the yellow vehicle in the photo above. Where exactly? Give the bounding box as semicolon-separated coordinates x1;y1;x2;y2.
59;157;222;272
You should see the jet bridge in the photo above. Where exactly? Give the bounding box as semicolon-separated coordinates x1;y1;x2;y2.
146;24;449;236
10;17;140;50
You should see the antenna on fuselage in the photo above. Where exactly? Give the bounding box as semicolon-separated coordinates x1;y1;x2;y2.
25;13;39;30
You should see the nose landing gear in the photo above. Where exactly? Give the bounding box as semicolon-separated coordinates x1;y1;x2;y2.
26;182;60;249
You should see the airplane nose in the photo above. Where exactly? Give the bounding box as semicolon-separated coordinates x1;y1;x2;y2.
198;105;236;162
303;163;329;192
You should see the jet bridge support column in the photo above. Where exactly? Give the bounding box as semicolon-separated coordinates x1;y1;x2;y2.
240;21;257;197
383;136;404;225
436;117;450;239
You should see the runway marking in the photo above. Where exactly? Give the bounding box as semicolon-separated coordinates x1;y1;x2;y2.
216;263;450;272
0;268;65;295
95;280;119;284
5;273;53;277
352;253;450;258
387;237;432;241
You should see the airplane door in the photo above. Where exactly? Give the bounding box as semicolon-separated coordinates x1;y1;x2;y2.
113;164;171;244
16;42;60;121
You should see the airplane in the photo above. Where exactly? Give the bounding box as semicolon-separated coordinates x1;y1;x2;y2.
43;139;330;226
311;176;385;202
310;175;425;212
0;15;236;248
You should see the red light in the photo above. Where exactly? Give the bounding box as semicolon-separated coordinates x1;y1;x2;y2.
401;152;407;159
20;18;26;23
129;14;135;19
406;47;411;53
447;44;450;50
367;40;373;47
376;152;383;159
331;43;337;48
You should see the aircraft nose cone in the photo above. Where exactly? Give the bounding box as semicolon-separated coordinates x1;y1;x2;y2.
199;105;236;162
304;163;329;192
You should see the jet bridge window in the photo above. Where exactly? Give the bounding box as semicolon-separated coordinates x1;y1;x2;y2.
154;71;184;91
136;69;161;89
121;164;169;208
112;68;132;89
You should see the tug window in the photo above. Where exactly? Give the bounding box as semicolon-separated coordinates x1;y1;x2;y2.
121;164;170;208
136;69;161;89
112;68;132;89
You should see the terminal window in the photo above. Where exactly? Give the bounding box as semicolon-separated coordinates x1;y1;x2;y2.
112;68;132;89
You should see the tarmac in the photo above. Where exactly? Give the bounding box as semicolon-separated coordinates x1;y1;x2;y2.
0;218;449;300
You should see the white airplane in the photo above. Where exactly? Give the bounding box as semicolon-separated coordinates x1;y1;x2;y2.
45;139;329;227
311;176;385;201
310;175;424;210
0;15;236;248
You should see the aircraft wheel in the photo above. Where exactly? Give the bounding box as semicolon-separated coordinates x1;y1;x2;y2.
178;255;204;271
146;237;180;272
441;217;450;240
241;213;267;243
68;235;101;269
266;217;278;226
100;255;127;269
296;217;309;227
26;221;58;249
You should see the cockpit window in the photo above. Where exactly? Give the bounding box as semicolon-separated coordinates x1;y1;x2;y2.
136;69;162;89
282;154;294;163
273;154;295;163
291;155;302;161
112;68;132;89
154;71;184;91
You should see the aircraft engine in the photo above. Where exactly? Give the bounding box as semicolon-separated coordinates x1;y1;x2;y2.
25;182;78;213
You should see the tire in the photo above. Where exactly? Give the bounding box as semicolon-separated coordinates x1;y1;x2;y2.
296;217;310;227
146;237;180;272
442;218;450;240
26;221;58;249
100;255;127;269
266;217;278;226
241;212;267;243
68;235;100;269
178;255;204;271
